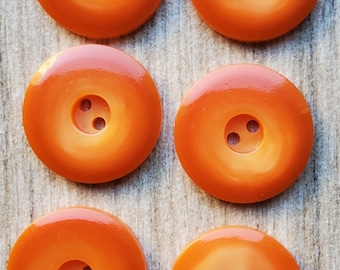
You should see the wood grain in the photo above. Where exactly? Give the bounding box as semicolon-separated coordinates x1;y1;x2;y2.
0;0;339;269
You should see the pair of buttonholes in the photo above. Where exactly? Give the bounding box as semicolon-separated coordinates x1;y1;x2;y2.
225;115;263;153
80;99;105;130
73;95;110;134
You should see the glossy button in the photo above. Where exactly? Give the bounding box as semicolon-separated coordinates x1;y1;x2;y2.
7;208;147;270
38;0;162;39
174;64;314;203
191;0;317;41
173;226;300;270
23;45;162;184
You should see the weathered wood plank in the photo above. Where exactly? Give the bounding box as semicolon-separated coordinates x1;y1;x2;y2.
0;0;339;269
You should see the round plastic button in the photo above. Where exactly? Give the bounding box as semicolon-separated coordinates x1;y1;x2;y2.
38;0;162;39
173;226;300;270
7;208;146;269
191;0;317;42
174;64;314;203
23;45;162;184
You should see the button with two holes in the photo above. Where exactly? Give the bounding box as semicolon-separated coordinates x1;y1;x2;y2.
23;45;162;184
174;64;314;203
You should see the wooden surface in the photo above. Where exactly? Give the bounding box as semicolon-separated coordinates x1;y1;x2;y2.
1;0;339;269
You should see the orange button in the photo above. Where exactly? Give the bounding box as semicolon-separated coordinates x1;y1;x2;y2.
7;208;147;269
38;0;162;38
173;226;300;270
23;45;162;184
191;0;317;41
174;64;314;203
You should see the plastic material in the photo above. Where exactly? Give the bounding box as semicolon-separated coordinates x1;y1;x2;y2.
174;64;314;203
38;0;162;38
7;208;147;270
23;45;162;184
173;226;300;270
191;0;317;42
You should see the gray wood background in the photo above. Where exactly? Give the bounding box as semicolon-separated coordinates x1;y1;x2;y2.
1;0;339;269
